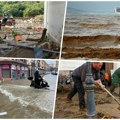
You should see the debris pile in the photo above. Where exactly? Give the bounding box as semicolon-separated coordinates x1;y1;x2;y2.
0;17;59;58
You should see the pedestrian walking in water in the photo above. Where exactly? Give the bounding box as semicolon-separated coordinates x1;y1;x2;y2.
34;70;41;88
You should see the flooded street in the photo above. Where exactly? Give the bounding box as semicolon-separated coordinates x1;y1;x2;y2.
0;73;57;118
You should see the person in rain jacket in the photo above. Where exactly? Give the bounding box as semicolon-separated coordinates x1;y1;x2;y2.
34;70;41;88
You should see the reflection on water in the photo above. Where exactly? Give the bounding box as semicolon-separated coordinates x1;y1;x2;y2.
0;74;57;118
64;14;120;36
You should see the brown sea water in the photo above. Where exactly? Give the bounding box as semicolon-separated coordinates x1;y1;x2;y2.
62;14;120;59
64;14;120;36
0;74;57;118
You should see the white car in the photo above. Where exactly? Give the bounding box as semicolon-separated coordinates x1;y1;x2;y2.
51;70;57;75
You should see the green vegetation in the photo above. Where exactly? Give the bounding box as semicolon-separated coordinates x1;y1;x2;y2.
0;1;44;17
12;30;21;38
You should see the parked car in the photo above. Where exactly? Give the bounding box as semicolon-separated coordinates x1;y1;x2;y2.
51;70;58;75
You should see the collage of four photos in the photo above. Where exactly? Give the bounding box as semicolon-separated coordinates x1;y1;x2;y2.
0;1;120;119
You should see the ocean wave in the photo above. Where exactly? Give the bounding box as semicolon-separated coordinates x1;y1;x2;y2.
64;14;120;36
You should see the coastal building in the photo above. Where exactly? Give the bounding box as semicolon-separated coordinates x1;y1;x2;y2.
35;60;51;72
28;60;52;76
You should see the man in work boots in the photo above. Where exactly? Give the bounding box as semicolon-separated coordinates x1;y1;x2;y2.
67;62;104;109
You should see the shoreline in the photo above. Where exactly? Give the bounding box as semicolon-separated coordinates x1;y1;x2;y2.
62;35;120;60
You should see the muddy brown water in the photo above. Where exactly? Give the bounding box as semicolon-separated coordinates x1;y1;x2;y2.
64;14;120;36
62;47;120;60
0;74;57;118
0;93;51;119
63;35;120;48
62;14;120;60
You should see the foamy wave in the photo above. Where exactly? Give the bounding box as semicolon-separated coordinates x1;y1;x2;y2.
0;86;53;113
65;14;120;36
0;87;29;107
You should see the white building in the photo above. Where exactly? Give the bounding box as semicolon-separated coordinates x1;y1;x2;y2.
59;60;120;75
59;60;86;70
44;1;66;44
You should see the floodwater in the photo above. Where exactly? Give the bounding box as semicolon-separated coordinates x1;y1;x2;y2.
64;14;120;36
0;74;57;119
62;13;120;59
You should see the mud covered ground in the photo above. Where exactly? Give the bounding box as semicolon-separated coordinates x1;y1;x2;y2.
61;35;120;60
0;17;59;58
54;84;120;119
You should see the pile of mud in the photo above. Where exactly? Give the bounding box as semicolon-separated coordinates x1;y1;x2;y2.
62;47;120;59
54;86;119;119
4;47;59;59
4;47;35;58
0;22;60;58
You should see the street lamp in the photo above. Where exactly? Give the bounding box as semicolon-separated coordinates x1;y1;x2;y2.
85;62;96;118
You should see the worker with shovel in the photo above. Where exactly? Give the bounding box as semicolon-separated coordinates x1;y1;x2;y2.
67;62;104;109
110;67;120;95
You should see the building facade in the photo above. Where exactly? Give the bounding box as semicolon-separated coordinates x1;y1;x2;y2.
44;1;66;44
36;60;51;72
0;59;29;80
27;60;52;76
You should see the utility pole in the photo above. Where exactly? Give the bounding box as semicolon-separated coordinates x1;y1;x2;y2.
85;62;96;118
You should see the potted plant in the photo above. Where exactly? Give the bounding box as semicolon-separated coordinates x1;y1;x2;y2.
12;30;22;41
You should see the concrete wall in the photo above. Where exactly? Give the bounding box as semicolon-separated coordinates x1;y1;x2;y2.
44;1;66;44
111;62;120;75
113;62;120;70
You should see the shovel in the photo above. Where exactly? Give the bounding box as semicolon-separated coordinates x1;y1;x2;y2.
103;87;120;106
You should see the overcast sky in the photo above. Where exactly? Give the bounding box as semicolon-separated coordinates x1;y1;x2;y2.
45;59;57;67
67;1;120;14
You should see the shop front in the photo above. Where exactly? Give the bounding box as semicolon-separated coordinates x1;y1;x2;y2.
21;66;25;79
16;65;21;80
0;60;29;80
0;66;2;80
2;64;11;80
11;64;17;80
24;67;29;78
